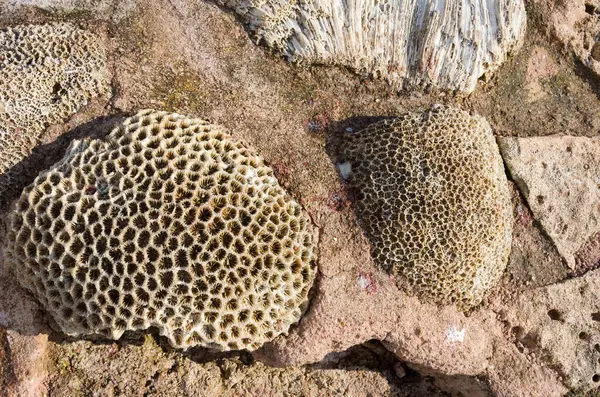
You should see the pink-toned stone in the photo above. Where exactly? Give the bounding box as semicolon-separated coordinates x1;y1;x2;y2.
501;269;600;392
530;0;600;77
486;342;567;397
499;136;600;271
255;215;493;375
525;47;559;102
252;204;568;397
3;332;48;397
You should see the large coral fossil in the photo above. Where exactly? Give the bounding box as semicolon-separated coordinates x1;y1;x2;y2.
218;0;526;93
4;110;316;351
341;106;512;309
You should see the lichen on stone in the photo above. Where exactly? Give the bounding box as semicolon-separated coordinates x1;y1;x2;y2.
4;110;316;351
340;106;512;309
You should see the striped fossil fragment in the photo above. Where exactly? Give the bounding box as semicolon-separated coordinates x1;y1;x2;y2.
218;0;526;92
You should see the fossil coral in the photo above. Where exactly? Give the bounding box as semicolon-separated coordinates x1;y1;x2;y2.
341;106;512;309
4;110;316;351
0;22;109;199
217;0;526;93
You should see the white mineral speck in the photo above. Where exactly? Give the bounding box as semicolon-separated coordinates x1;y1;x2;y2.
337;162;352;180
446;326;466;343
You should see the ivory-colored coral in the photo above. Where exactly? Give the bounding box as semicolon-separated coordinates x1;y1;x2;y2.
0;22;109;194
4;110;316;351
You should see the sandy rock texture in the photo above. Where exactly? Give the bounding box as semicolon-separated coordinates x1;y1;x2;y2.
499;136;600;272
524;46;560;102
504;182;569;291
256;221;566;396
501;269;600;392
529;0;600;76
42;336;451;397
0;0;598;396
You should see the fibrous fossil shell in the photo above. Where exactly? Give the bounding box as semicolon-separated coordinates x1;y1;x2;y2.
218;0;526;93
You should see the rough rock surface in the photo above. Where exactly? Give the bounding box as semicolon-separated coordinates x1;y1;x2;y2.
529;0;600;77
505;182;569;291
42;336;450;397
499;136;600;271
524;46;560;102
501;269;600;392
217;0;526;93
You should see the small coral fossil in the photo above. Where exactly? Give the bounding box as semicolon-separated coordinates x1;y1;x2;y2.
218;0;526;92
0;22;109;201
4;110;316;351
0;22;109;173
341;106;512;309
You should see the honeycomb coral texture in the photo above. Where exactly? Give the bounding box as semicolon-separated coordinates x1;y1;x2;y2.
342;106;512;309
4;110;316;351
0;22;109;176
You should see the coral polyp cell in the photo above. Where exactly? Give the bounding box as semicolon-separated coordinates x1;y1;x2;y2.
4;110;316;351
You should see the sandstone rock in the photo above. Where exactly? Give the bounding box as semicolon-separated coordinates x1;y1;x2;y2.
44;336;447;397
2;332;48;397
499;136;600;271
502;269;600;392
575;230;600;276
505;182;569;290
0;0;581;395
0;249;51;397
529;0;600;77
524;47;559;102
485;341;568;397
247;204;566;396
